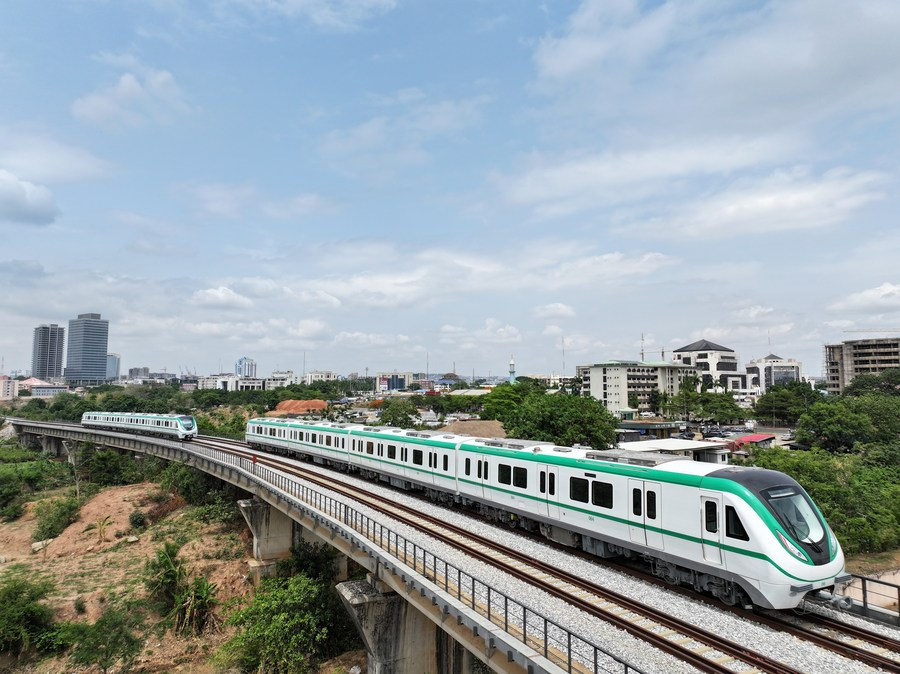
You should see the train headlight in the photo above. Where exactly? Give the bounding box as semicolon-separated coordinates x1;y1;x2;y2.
776;530;807;561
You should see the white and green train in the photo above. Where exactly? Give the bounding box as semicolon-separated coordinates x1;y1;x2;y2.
246;418;850;610
81;412;198;441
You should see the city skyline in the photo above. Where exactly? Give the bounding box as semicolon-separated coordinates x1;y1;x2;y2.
2;2;900;378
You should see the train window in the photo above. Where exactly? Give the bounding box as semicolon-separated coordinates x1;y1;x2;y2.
549;473;556;496
498;464;512;485
269;428;276;437
591;481;613;509
402;448;408;462
443;455;448;472
705;501;718;533
632;488;642;516
412;449;423;465
387;444;396;459
477;461;482;479
366;441;374;455
325;436;332;446
570;477;589;503
540;471;546;493
513;467;527;489
725;506;749;541
311;433;318;444
465;458;471;476
646;491;657;520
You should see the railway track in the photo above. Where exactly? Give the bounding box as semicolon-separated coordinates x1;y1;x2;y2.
197;436;824;673
602;556;900;672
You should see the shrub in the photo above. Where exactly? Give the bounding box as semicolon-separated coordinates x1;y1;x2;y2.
74;597;86;614
129;510;148;529
68;607;143;674
32;496;81;542
144;541;186;614
173;576;220;636
0;575;56;655
217;574;360;674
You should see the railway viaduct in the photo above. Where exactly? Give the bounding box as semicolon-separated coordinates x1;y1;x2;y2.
8;419;625;674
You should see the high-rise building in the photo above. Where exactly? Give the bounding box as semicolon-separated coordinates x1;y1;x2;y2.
236;356;257;378
64;313;109;385
824;337;900;394
31;323;65;380
106;353;121;381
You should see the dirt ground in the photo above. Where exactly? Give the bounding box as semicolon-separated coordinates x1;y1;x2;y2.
0;484;367;674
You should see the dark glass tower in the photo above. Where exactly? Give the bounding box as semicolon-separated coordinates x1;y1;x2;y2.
64;313;109;385
32;324;65;380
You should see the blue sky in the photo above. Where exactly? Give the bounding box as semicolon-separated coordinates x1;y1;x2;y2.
2;0;899;380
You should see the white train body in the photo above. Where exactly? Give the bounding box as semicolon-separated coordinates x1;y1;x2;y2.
81;412;199;441
246;419;849;609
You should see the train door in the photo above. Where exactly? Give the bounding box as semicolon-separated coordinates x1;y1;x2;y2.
628;480;664;550
539;466;560;519
700;494;723;564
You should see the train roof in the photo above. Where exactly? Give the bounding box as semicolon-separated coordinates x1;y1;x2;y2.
246;418;725;477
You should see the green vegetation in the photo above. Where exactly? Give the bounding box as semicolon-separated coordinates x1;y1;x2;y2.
0;575;56;656
217;542;360;674
173;576;220;636
143;540;187;614
503;393;618;449
32;495;81;541
67;606;144;674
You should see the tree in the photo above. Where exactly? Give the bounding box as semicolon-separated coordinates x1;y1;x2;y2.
696;392;744;423
218;574;351;674
753;381;822;425
843;368;900;396
503;394;618;449
669;375;701;420
68;607;143;674
378;398;418;428
480;383;532;423
795;399;875;452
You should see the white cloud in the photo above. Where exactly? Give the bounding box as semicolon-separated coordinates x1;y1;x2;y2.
0;128;113;184
72;56;191;129
438;319;521;351
830;283;900;312
190;286;254;308
495;136;790;219
320;94;490;177
187;183;257;218
0;170;58;225
533;303;576;318
218;0;397;31
261;193;334;219
620;167;887;239
333;331;410;348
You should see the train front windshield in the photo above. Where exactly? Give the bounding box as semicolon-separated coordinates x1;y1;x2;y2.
179;416;195;430
762;486;825;544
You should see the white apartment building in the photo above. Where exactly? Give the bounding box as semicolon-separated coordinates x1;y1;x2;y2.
0;376;18;400
303;370;338;385
577;360;697;415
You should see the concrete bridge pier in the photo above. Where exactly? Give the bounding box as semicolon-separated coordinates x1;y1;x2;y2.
41;435;64;458
238;498;294;582
338;574;473;674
